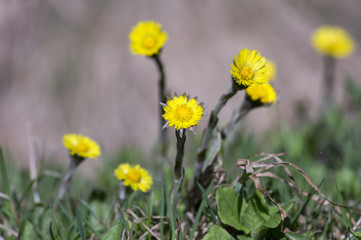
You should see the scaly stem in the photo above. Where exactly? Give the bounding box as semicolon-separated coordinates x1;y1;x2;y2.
152;54;168;157
56;155;84;201
192;83;239;187
222;96;256;140
170;129;186;215
321;56;336;113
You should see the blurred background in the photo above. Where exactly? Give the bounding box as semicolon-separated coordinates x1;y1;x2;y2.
1;0;361;167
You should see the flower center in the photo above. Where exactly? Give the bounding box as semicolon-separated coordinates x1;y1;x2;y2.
127;169;141;182
174;104;193;122
143;36;157;49
240;66;254;80
75;142;89;153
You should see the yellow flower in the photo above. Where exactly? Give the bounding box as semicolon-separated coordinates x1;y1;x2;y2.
162;94;204;130
230;48;271;87
246;84;277;104
63;134;101;159
129;20;168;56
265;60;277;81
311;26;355;58
114;163;152;192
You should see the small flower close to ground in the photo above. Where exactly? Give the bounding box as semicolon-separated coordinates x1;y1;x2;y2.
161;93;204;131
63;134;101;159
230;48;271;87
129;20;168;57
246;84;277;104
311;25;355;59
114;163;152;192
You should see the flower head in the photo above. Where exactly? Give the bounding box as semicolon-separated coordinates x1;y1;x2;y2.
63;134;101;159
311;26;355;58
129;20;168;56
162;93;204;130
246;84;277;104
114;163;152;192
230;49;271;87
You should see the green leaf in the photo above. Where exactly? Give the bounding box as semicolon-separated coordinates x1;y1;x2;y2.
216;187;250;233
203;225;234;240
103;223;122;240
285;232;310;240
237;236;253;240
18;219;37;240
263;212;281;229
241;191;270;234
264;201;294;228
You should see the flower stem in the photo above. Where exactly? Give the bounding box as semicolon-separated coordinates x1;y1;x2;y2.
170;129;186;215
152;54;168;157
56;155;84;201
321;56;336;113
222;96;254;140
192;84;239;187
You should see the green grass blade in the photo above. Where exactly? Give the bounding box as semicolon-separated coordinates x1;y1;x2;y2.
82;218;102;239
80;199;98;221
18;219;37;240
56;201;72;222
0;147;10;196
160;183;165;240
189;198;207;240
75;207;85;240
118;207;130;234
147;191;154;240
49;221;56;240
197;181;217;224
163;179;175;239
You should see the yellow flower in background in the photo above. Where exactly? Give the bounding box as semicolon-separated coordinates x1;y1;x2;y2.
129;20;168;56
246;84;277;104
231;48;271;87
63;134;101;159
114;163;152;192
311;26;355;58
162;94;204;130
265;60;277;81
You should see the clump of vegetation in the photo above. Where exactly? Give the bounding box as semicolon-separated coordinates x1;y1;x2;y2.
1;21;361;240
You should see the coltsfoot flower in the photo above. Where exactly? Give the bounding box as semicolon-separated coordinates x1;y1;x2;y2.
129;20;168;56
230;48;271;87
63;134;101;159
246;84;277;104
311;26;355;58
114;163;152;192
161;93;204;131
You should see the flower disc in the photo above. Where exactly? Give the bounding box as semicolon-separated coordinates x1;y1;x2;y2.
63;134;101;159
129;20;168;56
114;163;153;192
311;25;354;58
162;94;204;130
230;48;271;87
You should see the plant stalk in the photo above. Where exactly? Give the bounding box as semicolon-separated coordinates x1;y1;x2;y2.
222;96;254;140
192;83;239;187
152;54;168;157
170;129;186;215
321;56;336;113
56;155;84;201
